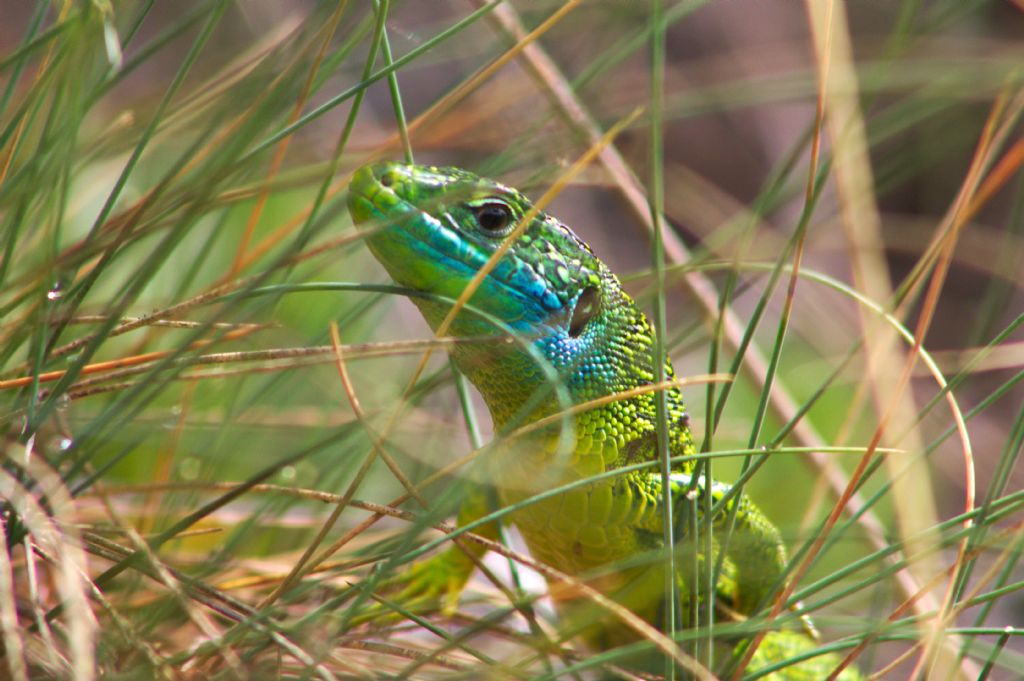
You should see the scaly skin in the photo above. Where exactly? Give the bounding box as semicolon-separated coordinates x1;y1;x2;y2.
347;162;862;679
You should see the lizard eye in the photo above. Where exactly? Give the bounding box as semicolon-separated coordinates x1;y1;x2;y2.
470;201;513;236
569;286;600;337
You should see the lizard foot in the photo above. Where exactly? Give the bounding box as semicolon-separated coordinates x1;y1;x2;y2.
350;549;475;627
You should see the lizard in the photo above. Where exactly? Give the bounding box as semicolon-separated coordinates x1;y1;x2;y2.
346;161;863;680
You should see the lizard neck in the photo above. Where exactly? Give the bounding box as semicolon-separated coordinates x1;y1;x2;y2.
433;287;695;469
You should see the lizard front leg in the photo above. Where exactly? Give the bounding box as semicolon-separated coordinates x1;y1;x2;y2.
666;474;863;680
668;472;788;617
373;486;501;619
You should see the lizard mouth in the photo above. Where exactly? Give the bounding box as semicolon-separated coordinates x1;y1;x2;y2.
348;163;488;275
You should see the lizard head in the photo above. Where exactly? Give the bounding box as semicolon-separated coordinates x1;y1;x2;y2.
348;162;606;340
348;161;675;430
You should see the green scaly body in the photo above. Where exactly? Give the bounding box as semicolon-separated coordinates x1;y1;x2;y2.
347;162;861;679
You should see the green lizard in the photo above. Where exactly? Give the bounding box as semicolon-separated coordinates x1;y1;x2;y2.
347;161;862;679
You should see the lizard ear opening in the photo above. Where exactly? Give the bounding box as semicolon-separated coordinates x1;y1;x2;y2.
568;286;600;338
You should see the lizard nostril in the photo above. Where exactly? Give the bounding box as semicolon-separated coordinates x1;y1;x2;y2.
379;170;397;188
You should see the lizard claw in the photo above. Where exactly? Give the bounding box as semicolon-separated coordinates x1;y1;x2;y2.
351;551;474;627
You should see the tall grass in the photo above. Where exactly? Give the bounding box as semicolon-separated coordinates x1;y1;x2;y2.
1;1;1021;679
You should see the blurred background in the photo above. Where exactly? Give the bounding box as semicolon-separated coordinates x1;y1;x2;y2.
1;1;1022;678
